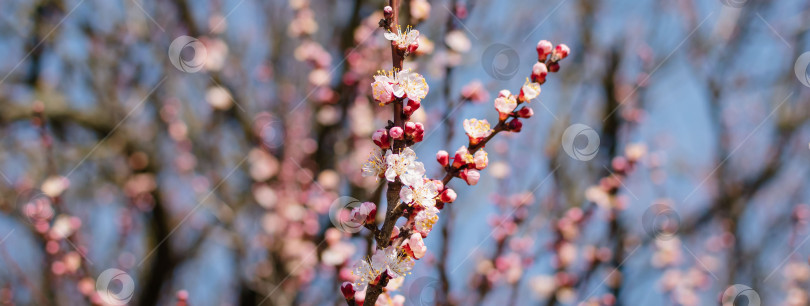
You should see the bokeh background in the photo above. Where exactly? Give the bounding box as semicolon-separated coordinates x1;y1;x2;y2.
0;0;809;305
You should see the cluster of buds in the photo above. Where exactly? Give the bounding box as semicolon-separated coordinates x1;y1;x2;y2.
533;40;569;83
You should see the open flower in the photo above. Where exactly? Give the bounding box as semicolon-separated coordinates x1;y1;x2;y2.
385;25;420;54
372;74;397;105
385;148;426;187
520;78;541;102
399;178;438;208
414;206;439;235
463;118;493;145
494;94;517;120
362;148;387;180
402;233;427;259
352;246;415;291
395;70;429;102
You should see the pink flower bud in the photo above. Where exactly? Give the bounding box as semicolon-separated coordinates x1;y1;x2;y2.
404;122;417;136
407;40;419;54
498;89;512;98
531;62;548;83
460;169;480;186
436;150;450;167
372;129;390;149
440;188;457;203
554;44;570;60
391;226;401;239
389;126;404;140
383;6;393;18
341;282;356;300
517;107;534;118
414;122;425;134
536;40;553;60
473;149;488;170
404;98;421;115
508;119;523;132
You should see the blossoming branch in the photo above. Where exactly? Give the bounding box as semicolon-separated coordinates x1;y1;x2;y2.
340;2;570;305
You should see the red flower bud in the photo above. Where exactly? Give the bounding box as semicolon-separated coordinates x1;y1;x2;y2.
531;62;548;84
517;107;534;118
372;129;390;149
404;99;421;115
548;62;560;73
554;44;570;60
536;40;553;60
436;150;450;167
440;188;457;203
340;282;355;300
404;122;417;136
508;119;523;132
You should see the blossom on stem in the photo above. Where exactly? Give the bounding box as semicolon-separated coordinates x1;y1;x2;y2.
395;70;429;102
350;202;377;225
352;247;414;291
494;94;517;121
373;129;391;149
452;146;474;168
385;148;426;187
399;178;438;208
508;119;523;132
385;25;420;54
401;233;427;259
372;74;397;105
362;148;387;180
473;149;488;170
463;118;493;145
371;70;429;104
414;206;439;236
519;79;541;102
460;168;481;185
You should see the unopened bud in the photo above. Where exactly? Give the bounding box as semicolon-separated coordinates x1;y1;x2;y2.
508;119;523;132
436;150;450;167
536;40;553;60
440;188;457;203
390;126;404;140
517;107;534;118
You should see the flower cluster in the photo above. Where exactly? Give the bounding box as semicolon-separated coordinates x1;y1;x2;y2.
370;69;429;106
344;6;570;304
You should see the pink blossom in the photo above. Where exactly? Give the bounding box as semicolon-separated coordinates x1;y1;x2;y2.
402;233;427;259
460;168;481;185
519;79;541;102
473;149;488;170
372;129;390;149
498;89;512;98
350;202;377;224
452;146;473;168
371;75;396;105
494;95;517;121
414;206;439;235
463;118;493;145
